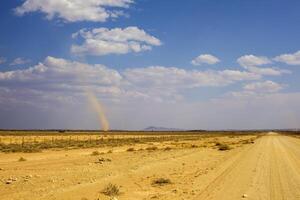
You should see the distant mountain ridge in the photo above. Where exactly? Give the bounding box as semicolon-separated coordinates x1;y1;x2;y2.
143;126;183;131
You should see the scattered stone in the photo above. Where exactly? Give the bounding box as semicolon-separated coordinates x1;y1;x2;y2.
23;175;32;179
5;177;18;184
242;194;248;198
95;157;111;164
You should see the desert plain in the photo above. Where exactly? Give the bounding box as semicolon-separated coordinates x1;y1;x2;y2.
0;131;299;200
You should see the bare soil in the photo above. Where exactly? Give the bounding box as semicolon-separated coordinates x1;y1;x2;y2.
0;132;299;200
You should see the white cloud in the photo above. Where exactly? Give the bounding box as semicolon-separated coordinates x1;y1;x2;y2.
0;56;262;107
191;54;220;66
0;57;6;64
71;27;161;56
0;57;297;130
243;80;284;93
10;57;31;66
274;50;300;65
14;0;133;23
237;54;289;76
0;57;127;109
121;67;260;102
124;66;259;89
1;56;122;90
237;55;271;67
245;66;288;76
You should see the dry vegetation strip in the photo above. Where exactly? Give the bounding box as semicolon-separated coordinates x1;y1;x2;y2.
0;131;265;153
0;135;201;153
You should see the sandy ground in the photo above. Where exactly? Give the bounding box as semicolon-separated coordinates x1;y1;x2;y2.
0;133;299;200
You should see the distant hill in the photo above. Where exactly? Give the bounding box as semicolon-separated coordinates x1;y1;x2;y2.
143;126;183;131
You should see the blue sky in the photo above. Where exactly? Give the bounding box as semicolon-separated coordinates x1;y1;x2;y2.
0;0;300;130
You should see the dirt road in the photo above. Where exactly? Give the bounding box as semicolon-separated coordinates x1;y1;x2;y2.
196;133;300;200
0;133;299;200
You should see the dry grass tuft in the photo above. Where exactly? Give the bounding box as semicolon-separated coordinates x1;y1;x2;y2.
91;151;100;156
241;139;255;144
152;178;171;186
101;183;120;196
126;147;135;152
146;146;158;151
107;150;113;153
218;143;231;151
164;146;172;151
18;157;27;162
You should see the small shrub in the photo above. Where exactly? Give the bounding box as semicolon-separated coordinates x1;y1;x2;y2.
146;146;158;151
18;157;27;162
241;139;254;144
218;144;231;151
164;146;172;151
91;151;100;156
215;142;221;146
126;147;135;152
191;144;198;148
101;183;120;196
107;150;113;153
152;178;171;186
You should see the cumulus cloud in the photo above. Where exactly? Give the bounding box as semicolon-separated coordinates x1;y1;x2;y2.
14;0;133;23
230;80;285;98
191;54;220;66
122;67;260;102
10;57;31;66
71;27;161;56
0;56;263;107
1;57;122;95
124;67;259;89
237;54;288;76
244;80;284;93
274;50;300;65
237;55;271;67
245;66;289;76
0;57;297;129
0;57;6;64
